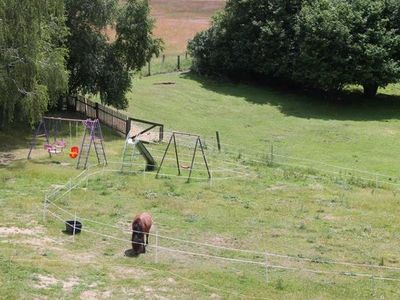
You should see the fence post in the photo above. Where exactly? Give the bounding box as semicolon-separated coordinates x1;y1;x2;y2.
125;118;131;138
185;52;188;59
270;143;274;165
159;125;164;142
155;229;159;263
148;60;151;76
95;102;99;119
216;131;221;152
84;97;87;117
162;54;165;63
177;55;180;70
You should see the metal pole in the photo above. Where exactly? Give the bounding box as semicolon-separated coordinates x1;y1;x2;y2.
156;135;173;178
216;131;221;152
198;138;211;180
173;134;181;176
69;122;72;144
187;138;199;183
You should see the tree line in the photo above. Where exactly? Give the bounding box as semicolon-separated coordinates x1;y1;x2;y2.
0;0;162;127
188;0;400;98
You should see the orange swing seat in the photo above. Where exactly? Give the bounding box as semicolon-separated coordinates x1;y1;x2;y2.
69;146;79;159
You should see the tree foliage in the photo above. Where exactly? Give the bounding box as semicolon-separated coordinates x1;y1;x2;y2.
188;0;400;97
0;0;69;126
66;0;162;109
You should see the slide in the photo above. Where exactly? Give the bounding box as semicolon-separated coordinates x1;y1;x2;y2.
136;141;157;171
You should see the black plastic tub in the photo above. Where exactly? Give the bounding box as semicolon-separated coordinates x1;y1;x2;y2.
65;220;82;235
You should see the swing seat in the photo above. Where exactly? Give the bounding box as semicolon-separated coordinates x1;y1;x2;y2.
69;146;79;159
180;164;191;170
54;140;66;148
48;147;61;154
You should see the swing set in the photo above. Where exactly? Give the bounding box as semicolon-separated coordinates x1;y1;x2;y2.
156;131;211;182
27;117;85;160
28;116;107;169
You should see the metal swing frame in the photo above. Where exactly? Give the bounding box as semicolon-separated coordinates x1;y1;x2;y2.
156;131;211;182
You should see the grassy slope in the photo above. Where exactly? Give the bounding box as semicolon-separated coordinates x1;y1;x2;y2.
128;73;400;177
1;74;400;298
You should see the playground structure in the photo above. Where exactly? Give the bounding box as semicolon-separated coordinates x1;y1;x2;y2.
27;116;83;159
77;119;107;169
156;131;211;182
28;117;107;169
121;137;157;172
120;130;213;182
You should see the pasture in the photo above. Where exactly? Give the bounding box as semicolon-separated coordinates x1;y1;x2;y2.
1;73;400;298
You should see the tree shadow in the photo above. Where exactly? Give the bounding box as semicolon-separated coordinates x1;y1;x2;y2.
0;114;122;153
181;72;400;122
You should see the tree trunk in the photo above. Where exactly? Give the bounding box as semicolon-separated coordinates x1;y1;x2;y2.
363;84;378;98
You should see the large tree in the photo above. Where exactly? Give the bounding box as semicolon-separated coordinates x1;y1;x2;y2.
66;0;162;109
0;0;69;127
188;0;400;97
295;0;400;96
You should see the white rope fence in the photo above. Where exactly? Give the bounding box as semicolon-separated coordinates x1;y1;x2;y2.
39;137;400;285
43;170;400;284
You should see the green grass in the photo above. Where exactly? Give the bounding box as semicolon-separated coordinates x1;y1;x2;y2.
1;73;400;298
128;73;400;178
139;55;192;77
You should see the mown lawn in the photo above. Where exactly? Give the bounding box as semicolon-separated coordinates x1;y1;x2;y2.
1;73;400;299
128;73;400;178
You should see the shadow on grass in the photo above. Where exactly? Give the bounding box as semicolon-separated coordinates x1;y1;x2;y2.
0;125;32;152
181;72;400;122
0;114;123;153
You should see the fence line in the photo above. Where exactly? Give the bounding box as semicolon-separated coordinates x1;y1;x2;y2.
143;53;192;77
44;170;400;274
45;208;400;283
67;96;164;140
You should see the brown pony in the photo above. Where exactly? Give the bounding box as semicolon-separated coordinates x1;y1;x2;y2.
131;212;153;254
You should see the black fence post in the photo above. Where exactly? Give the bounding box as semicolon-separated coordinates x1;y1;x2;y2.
216;131;221;152
159;125;164;142
148;60;151;76
84;97;87;117
95;102;99;119
125;118;131;138
177;55;180;70
162;54;165;63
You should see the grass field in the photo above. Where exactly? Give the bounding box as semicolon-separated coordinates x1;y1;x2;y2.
1;73;400;298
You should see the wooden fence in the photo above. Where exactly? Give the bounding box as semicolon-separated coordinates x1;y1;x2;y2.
67;96;164;141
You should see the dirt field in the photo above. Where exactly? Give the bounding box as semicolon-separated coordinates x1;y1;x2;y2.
105;1;224;54
150;0;225;54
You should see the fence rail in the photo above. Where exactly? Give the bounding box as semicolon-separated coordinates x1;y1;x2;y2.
67;96;164;140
